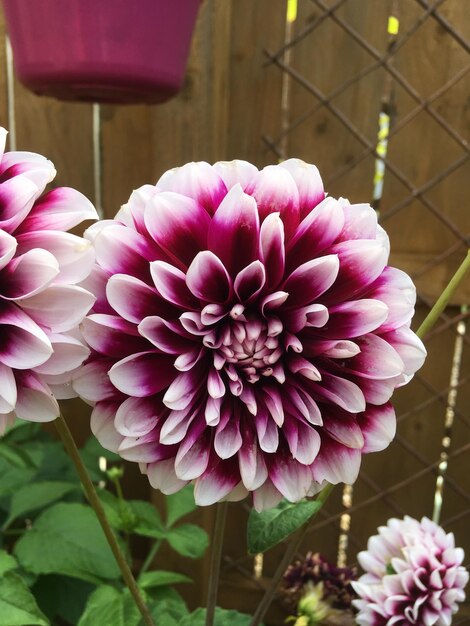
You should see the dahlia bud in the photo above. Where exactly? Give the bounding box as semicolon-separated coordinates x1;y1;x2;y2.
297;582;332;624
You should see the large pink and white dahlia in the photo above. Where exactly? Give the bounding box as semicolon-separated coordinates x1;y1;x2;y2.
0;128;98;434
352;516;468;626
76;159;425;509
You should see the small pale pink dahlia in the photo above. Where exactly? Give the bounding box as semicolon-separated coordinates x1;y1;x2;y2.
0;128;98;434
76;159;425;509
352;516;469;626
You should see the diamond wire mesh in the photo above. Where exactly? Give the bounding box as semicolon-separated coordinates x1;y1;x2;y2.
221;0;470;617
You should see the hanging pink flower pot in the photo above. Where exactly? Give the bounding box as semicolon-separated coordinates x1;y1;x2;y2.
1;0;200;104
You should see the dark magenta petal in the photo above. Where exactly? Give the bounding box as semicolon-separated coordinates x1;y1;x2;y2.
186;251;232;303
322;406;364;449
251;165;300;240
357;402;396;453
150;261;199;310
138;316;195;354
93;223;158;282
307;371;366;413
156;161;228;215
312;435;361;484
17;187;97;234
174;419;211;480
107;273;176;323
81;314;149;358
208;184;260;276
194;455;240;506
109;351;176;397
260;212;285;289
322;239;388;305
345;334;405;380
267;450;313;501
287;197;344;271
234;260;266;304
279;159;324;219
144;191;210;269
283;255;339;307
319;299;388;339
115;396;161;438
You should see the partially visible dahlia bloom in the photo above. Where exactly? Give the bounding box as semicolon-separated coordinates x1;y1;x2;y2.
352;516;469;625
0;128;98;434
76;159;426;509
281;552;357;613
289;583;337;625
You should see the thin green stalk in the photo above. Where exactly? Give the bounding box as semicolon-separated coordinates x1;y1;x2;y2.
206;501;229;626
110;469;131;562
139;539;163;580
417;249;470;339
249;483;334;626
54;413;156;626
112;474;125;503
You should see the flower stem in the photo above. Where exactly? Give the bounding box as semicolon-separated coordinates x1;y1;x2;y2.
206;500;228;626
54;413;155;626
249;483;334;626
417;249;470;339
110;471;131;562
139;539;163;580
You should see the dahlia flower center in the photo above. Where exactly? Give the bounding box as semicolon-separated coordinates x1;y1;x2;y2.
212;308;284;384
223;320;281;375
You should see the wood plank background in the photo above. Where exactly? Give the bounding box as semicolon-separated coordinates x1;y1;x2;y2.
1;1;469;623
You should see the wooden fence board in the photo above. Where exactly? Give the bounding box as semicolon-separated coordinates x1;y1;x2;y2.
226;0;286;165
12;81;94;200
100;0;232;218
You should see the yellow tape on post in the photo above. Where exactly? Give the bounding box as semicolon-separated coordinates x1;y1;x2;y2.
388;15;399;35
287;0;298;23
373;111;391;203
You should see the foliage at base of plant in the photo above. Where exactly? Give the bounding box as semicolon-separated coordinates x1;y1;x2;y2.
0;421;209;625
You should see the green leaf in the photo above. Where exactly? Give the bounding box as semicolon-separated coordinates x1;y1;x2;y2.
2;420;42;443
131;500;166;538
0;459;36;499
78;586;141;626
147;597;189;626
138;570;192;590
180;607;254;626
14;503;121;584
146;608;179;626
32;575;94;625
247;499;322;554
19;441;74;483
0;571;49;626
5;481;79;526
0;443;37;468
98;490;137;532
166;524;209;559
0;549;17;576
147;588;188;624
165;485;196;527
98;490;123;529
134;526;166;540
